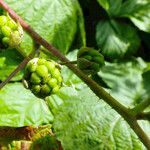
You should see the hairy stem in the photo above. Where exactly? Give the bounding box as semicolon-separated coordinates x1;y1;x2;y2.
0;0;150;148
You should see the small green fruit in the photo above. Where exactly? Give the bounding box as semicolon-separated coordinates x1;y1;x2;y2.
42;76;49;84
52;85;60;94
7;20;17;30
91;63;100;72
77;47;105;75
0;16;8;26
27;63;37;72
48;78;57;88
31;85;41;94
87;50;100;56
36;65;48;77
58;76;63;83
0;14;23;49
41;84;51;95
30;73;41;84
45;61;55;73
2;37;9;45
82;55;92;60
23;58;62;98
1;25;11;37
37;58;46;65
27;59;38;72
93;56;103;63
13;30;20;37
52;68;60;78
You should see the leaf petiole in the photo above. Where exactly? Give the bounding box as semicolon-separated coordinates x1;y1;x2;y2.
131;98;150;115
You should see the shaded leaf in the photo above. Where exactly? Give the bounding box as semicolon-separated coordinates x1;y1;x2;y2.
97;0;123;17
119;0;150;32
96;20;140;59
53;86;146;150
0;49;23;81
97;0;109;10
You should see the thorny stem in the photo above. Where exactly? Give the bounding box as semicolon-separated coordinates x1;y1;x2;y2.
0;0;150;149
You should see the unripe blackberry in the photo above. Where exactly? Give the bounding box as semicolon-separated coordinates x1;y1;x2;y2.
77;47;105;75
0;15;8;26
23;58;62;98
0;14;23;48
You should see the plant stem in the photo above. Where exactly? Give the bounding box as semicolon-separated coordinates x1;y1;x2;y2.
59;60;77;65
131;98;150;115
0;1;150;148
136;112;150;120
127;119;150;148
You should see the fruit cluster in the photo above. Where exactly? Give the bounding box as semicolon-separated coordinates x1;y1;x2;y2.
0;14;23;48
23;58;62;98
77;47;105;74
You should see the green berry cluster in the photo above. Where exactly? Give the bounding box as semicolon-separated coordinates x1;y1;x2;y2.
0;14;23;48
23;58;63;98
77;47;105;74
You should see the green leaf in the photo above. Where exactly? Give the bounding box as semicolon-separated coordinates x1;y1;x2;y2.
61;50;83;89
97;0;109;10
53;86;146;150
18;32;34;57
50;51;148;149
119;0;150;33
96;20;140;59
99;58;147;106
0;83;53;127
97;0;123;17
70;3;86;49
0;49;23;81
5;0;85;56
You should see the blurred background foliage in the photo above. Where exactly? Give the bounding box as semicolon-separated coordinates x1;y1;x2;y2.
79;0;150;60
